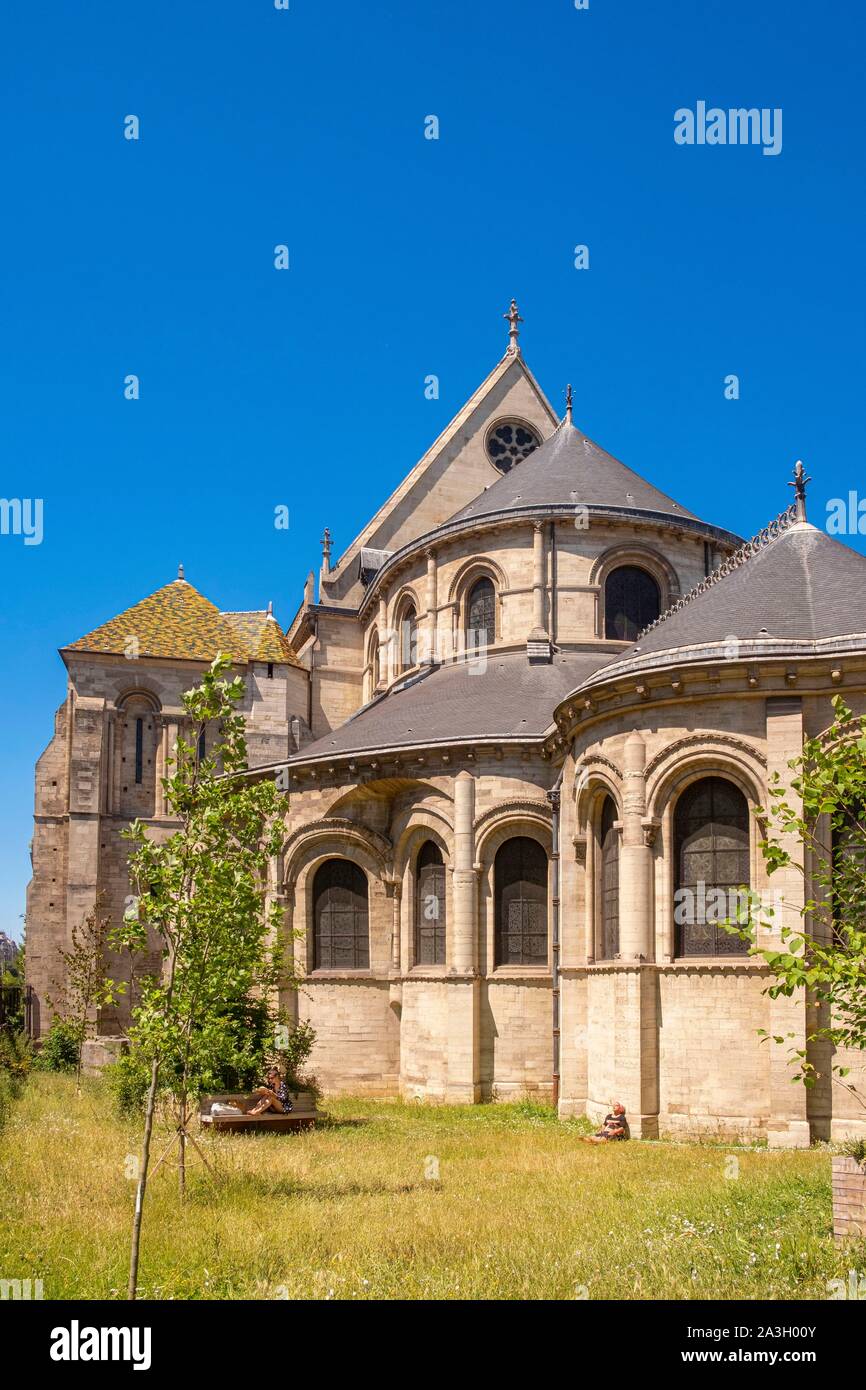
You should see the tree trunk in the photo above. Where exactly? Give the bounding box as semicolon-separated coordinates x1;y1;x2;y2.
128;1056;160;1301
178;1098;187;1200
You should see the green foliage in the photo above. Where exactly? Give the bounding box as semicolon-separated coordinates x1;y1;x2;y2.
0;1028;32;1091
113;654;301;1110
47;900;124;1083
741;696;866;1107
106;1051;150;1116
273;1018;318;1094
32;1018;81;1073
0;1028;31;1131
0;1070;14;1132
840;1136;866;1168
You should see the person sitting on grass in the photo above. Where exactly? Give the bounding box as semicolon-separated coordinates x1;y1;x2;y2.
245;1066;293;1116
581;1101;628;1144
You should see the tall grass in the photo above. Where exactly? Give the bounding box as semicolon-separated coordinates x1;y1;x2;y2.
0;1076;861;1300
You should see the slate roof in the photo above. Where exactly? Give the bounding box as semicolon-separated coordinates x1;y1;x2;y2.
290;649;614;761
66;579;299;666
448;418;704;526
586;522;866;681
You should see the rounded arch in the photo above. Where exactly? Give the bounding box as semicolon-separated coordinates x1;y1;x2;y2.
474;801;552;863
493;835;549;967
589;542;681;595
282;817;391;889
311;857;370;971
603;565;661;641
391;587;420;673
591;546;677;642
646;741;765;822
447;554;508;608
392;807;453;881
598;793;621;961
115;687;161;713
465;575;496;648
673;775;751;958
364;626;381;701
573;757;623;833
415;838;447;966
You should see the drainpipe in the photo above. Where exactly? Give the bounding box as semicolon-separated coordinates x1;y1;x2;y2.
547;761;566;1112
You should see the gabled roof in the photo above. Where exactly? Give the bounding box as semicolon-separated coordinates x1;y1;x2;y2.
319;350;560;603
286;650;612;763
581;521;866;684
65;578;299;666
448;418;702;526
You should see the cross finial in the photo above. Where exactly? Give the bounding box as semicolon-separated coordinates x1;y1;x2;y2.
177;562;185;581
788;459;811;522
565;383;573;425
503;298;523;355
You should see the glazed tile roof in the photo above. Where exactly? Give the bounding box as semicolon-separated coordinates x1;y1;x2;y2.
220;610;296;664
65;579;299;666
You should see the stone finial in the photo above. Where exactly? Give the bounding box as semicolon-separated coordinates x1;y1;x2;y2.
321;527;332;575
789;459;811;522
177;562;185;581
503;298;523;356
565;383;573;425
266;600;274;618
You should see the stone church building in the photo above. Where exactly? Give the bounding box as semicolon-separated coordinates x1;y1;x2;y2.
27;306;866;1145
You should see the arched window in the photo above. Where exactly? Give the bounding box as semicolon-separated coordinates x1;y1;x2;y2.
416;840;446;966
600;796;620;959
313;860;369;970
674;777;750;957
368;631;380;695
466;577;496;650
399;604;417;671
604;566;661;641
494;836;548;967
832;804;866;944
118;694;159;816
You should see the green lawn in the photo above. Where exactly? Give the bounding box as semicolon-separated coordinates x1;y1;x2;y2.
0;1075;861;1300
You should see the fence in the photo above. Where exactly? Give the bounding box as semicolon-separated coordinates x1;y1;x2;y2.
0;984;34;1037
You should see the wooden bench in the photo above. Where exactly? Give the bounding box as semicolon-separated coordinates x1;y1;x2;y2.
199;1091;320;1135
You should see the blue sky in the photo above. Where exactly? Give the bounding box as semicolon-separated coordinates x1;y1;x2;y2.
1;0;864;940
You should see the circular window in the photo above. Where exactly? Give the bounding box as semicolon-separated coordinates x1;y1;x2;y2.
485;419;541;473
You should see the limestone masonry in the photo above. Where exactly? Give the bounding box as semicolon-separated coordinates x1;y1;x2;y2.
27;308;866;1144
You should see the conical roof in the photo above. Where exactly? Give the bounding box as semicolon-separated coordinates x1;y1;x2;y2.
588;522;866;681
448;418;702;526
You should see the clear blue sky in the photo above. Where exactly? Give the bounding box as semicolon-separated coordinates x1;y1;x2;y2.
1;0;864;942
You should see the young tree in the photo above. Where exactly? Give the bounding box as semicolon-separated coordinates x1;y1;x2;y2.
115;654;296;1300
747;695;866;1112
47;898;123;1087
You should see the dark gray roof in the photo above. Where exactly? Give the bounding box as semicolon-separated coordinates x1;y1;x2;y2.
292;650;614;761
448;419;701;525
594;523;866;677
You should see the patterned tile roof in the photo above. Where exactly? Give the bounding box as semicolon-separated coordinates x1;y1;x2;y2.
220;610;297;664
65;579;299;666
